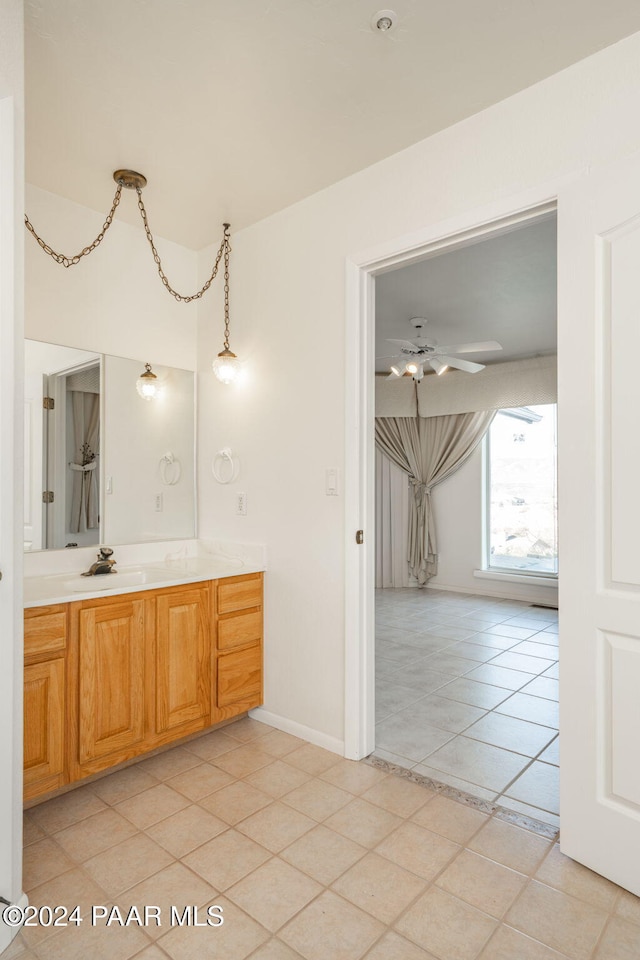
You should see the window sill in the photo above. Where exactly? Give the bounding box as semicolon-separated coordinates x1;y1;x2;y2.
473;569;559;590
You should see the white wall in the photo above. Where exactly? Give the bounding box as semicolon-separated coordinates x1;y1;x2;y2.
197;31;640;746
25;185;199;369
0;0;24;948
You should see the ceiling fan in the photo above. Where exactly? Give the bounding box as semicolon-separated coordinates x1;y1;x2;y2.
379;317;503;380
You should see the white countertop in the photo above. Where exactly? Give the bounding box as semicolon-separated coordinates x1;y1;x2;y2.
24;552;265;608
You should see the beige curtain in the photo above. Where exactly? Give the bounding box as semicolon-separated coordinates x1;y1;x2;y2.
375;410;495;584
375;447;410;588
69;391;100;533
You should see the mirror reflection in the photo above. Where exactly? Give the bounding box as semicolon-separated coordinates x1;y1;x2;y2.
24;340;196;552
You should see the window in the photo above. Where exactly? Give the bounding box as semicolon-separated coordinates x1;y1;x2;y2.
486;404;558;576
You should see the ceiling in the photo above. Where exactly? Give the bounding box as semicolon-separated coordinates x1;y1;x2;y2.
375;214;557;371
25;1;640;250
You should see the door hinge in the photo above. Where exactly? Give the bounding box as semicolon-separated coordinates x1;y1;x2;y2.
42;491;54;503
356;529;364;545
43;396;55;410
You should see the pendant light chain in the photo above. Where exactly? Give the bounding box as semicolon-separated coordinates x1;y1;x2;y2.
223;223;231;349
135;188;229;303
24;172;231;303
24;183;123;267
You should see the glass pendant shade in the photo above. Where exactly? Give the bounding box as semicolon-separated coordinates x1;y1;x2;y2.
136;362;159;400
212;348;240;384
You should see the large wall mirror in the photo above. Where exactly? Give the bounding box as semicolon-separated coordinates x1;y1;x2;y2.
24;339;196;552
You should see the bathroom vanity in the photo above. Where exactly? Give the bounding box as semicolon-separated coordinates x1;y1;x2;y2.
23;563;264;804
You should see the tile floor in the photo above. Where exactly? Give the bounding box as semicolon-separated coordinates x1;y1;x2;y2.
10;717;640;960
375;588;560;827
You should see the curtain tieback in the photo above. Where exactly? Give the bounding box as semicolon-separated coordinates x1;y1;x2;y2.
409;477;432;499
69;461;97;472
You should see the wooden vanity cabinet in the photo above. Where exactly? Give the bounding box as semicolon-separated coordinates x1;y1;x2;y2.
152;583;211;743
25;574;263;802
23;605;68;801
69;594;147;780
213;573;264;721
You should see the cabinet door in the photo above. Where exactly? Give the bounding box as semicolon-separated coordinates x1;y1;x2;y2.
76;598;146;767
155;585;210;739
24;658;65;800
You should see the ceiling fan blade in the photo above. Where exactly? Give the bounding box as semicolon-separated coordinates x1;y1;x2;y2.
385;338;421;352
434;340;502;355
437;355;485;373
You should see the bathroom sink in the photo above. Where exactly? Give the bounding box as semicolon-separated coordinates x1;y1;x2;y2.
63;570;149;592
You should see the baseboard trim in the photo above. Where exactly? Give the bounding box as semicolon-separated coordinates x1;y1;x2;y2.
249;707;344;757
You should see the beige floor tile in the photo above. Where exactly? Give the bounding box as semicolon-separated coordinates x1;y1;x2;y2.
28;786;108;834
32;918;150;960
468;818;552;873
285;744;342;776
363;930;439;960
146;803;227;857
280;890;385;960
114;862;217;941
165;763;235;801
213;744;275;778
19;867;110;951
319;760;388;796
256;730;305;758
237;802;316;853
247;938;308;960
324;799;402;849
158;897;268;960
280;824;367;885
225;717;271;742
478;925;569;959
375;820;459;881
227;858;322;932
534;844;620;911
130;946;172;959
245;761;312;799
183;828;271;890
22;837;75;890
360;775;433;817
1;933;29;960
198;780;272;824
396;886;497;960
506;880;609;959
137;747;201;781
594;917;640;960
437;849;527;918
115;784;191;829
282;778;352;821
332;852;426;925
83;833;173;898
91;766;160;806
54;807;138;862
183;729;239;761
22;815;45;846
411;794;489;844
616;890;640;925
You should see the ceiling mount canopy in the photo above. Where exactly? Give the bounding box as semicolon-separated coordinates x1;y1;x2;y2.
25;168;240;383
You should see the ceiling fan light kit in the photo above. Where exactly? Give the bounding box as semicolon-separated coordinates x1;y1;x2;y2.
379;316;503;381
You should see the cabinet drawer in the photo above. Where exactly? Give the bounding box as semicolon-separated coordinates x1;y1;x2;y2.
217;575;262;614
217;644;262;707
218;609;262;651
24;605;67;660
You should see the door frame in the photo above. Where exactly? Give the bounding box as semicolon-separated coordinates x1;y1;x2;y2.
344;184;565;761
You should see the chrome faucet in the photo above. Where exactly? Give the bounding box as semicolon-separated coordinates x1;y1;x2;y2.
81;547;117;577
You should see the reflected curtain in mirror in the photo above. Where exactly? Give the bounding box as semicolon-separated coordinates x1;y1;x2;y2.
69;388;100;534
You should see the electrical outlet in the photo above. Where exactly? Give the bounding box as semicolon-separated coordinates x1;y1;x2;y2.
155;493;163;512
236;492;247;516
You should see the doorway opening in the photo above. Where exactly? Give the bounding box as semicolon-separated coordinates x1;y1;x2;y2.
345;199;559;828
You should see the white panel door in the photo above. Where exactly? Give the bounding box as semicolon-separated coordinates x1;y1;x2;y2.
559;151;640;894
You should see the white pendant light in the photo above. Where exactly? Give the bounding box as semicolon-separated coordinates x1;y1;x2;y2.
212;224;241;384
136;362;159;400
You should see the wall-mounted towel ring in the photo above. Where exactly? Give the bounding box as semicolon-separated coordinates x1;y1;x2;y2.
212;447;239;484
159;452;181;485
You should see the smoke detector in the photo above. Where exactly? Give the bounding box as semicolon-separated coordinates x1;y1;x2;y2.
371;9;398;33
